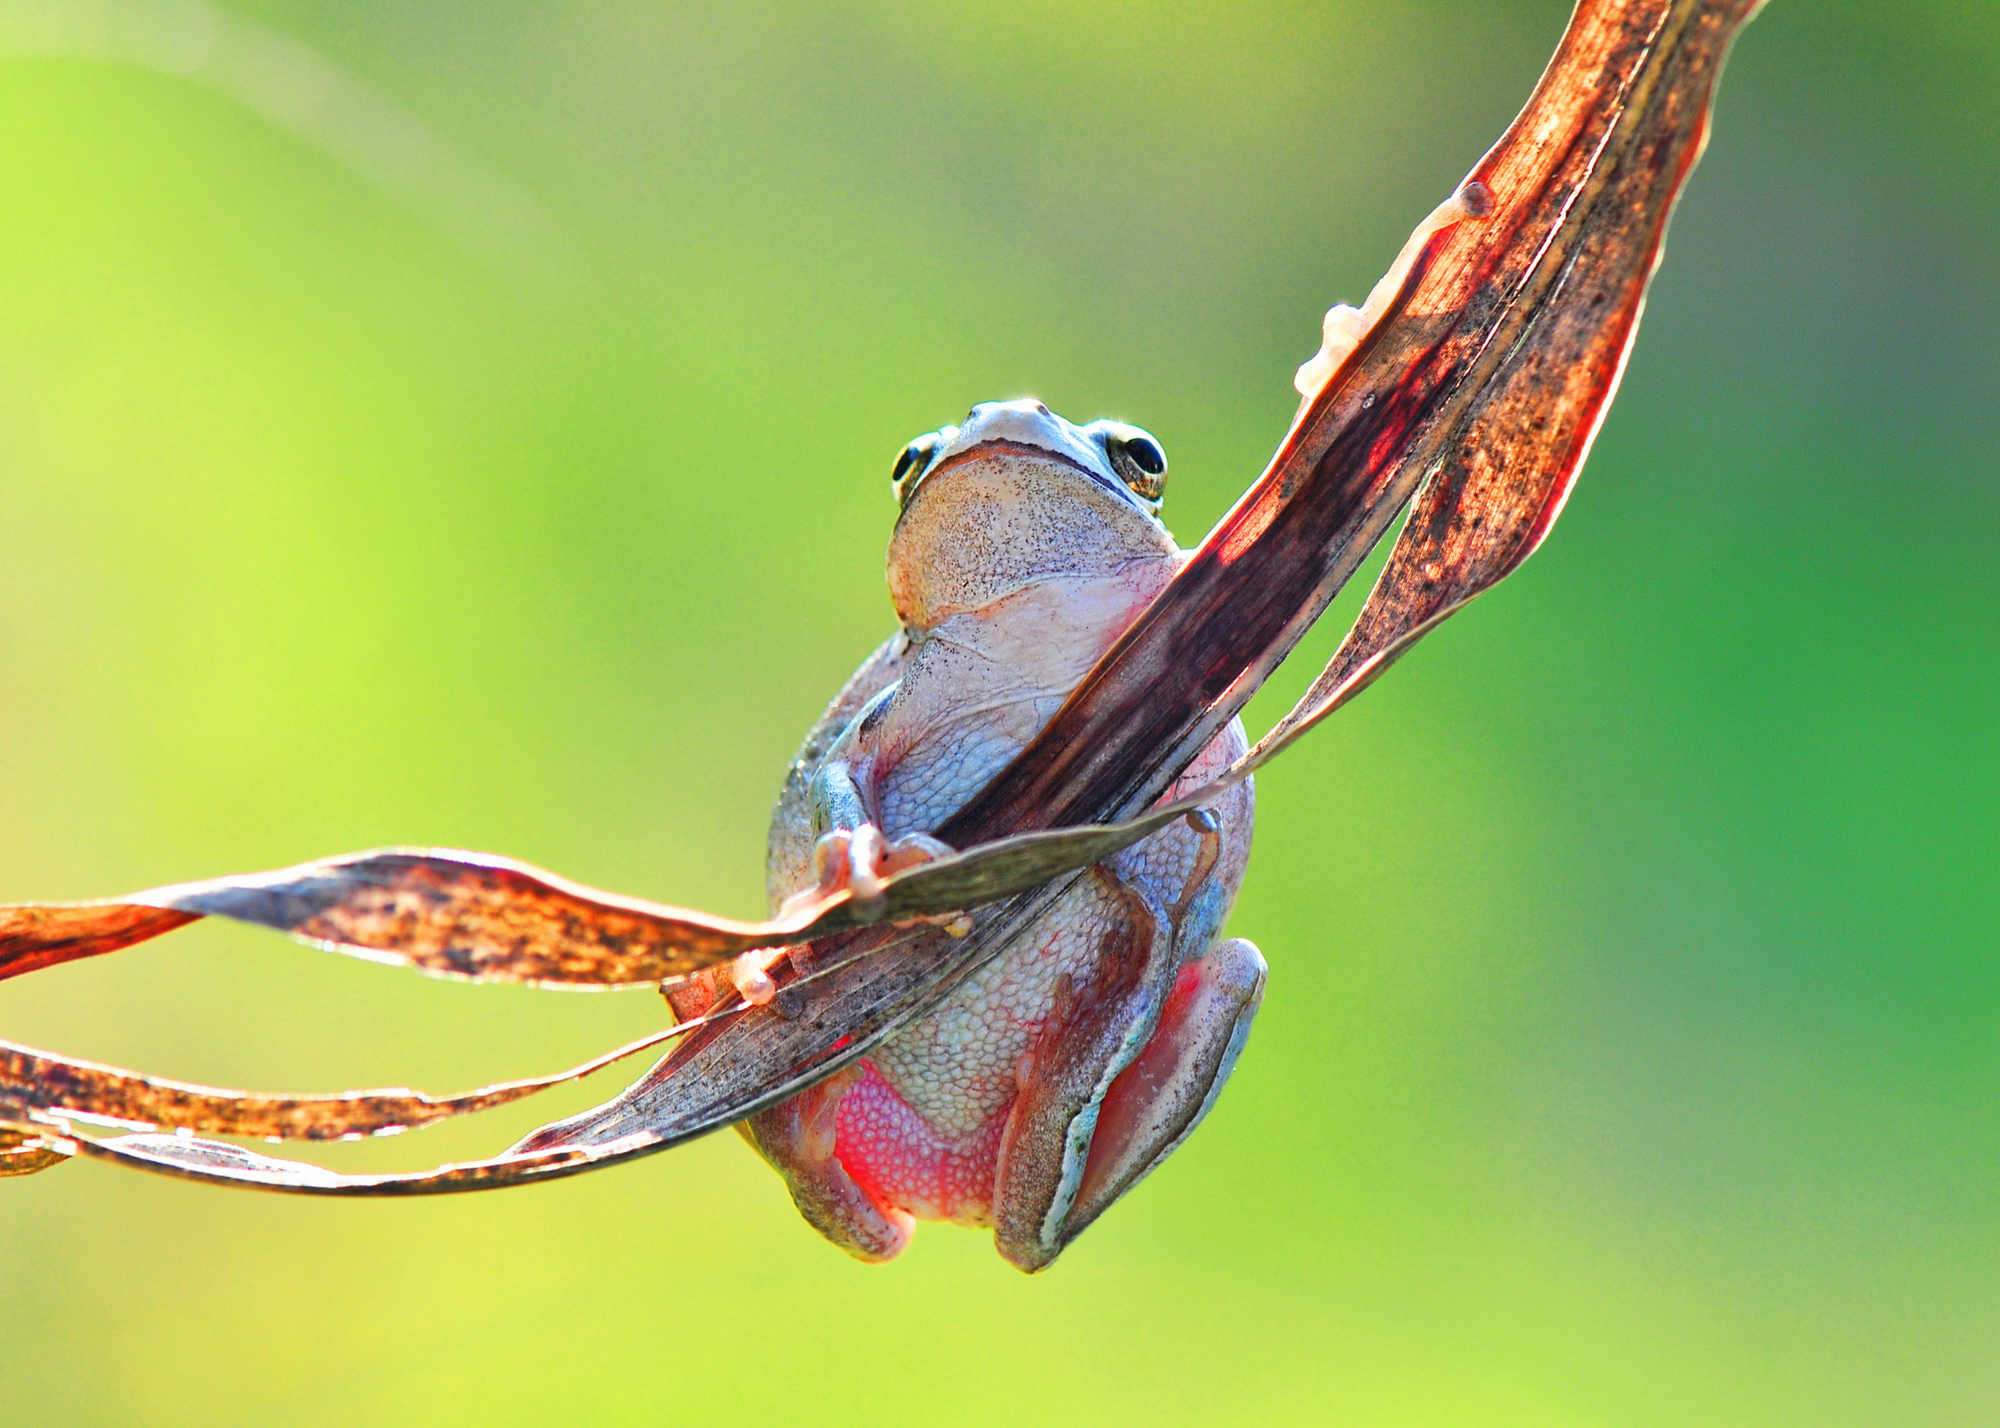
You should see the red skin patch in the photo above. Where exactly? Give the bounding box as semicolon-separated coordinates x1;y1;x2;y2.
835;1060;1004;1227
1079;959;1206;1197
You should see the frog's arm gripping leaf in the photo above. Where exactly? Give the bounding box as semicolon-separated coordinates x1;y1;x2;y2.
0;0;1762;1192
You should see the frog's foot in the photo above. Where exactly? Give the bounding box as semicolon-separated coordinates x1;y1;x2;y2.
738;1065;915;1264
727;946;788;1006
1293;180;1494;410
995;936;1266;1271
781;825;954;915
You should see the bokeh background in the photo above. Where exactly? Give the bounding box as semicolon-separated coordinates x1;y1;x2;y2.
1;1;1995;1423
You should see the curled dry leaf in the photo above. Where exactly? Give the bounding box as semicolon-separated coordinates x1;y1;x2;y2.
0;0;1764;1193
0;1021;694;1143
517;0;1771;1187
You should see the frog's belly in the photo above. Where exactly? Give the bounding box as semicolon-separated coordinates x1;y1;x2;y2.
826;726;1253;1227
833;870;1131;1225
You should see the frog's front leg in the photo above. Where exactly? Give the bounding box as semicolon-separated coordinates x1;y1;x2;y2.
992;862;1266;1273
793;690;952;909
733;705;954;1004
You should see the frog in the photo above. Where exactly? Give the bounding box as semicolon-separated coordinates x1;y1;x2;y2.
668;399;1263;1272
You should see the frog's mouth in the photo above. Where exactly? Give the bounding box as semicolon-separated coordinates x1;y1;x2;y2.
907;438;1142;513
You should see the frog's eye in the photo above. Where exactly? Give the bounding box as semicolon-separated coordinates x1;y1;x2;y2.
891;439;930;489
891;429;954;506
1103;426;1168;505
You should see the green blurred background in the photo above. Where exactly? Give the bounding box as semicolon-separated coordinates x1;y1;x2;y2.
2;1;1995;1423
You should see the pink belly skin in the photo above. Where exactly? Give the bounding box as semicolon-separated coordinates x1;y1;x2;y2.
834;1060;1003;1227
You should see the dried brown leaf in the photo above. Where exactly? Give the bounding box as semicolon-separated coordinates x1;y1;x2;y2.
449;0;1774;1186
0;850;867;989
0;1022;688;1142
0;0;1765;1194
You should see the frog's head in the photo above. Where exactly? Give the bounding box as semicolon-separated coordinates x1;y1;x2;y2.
886;399;1180;630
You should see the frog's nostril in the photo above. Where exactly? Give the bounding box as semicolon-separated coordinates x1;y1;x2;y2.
1035;402;1050;416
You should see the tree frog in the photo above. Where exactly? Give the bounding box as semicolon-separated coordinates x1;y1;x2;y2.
669;400;1263;1271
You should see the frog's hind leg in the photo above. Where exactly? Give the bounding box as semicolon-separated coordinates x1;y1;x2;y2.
994;933;1265;1272
1067;937;1265;1243
991;870;1184;1272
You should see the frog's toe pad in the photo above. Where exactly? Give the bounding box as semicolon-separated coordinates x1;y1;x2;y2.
800;824;952;909
1068;938;1266;1240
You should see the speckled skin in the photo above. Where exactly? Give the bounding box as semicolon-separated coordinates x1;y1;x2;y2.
694;402;1264;1271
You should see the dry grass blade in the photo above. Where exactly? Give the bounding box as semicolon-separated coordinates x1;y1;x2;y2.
1251;0;1768;753
481;0;1771;1176
0;1127;68;1177
17;1120;675;1195
0;1022;690;1144
0;904;200;983
947;0;1768;841
2;0;1764;1193
0;849;875;989
758;0;1774;931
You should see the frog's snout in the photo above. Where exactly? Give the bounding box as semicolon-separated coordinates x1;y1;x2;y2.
955;398;1072;455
